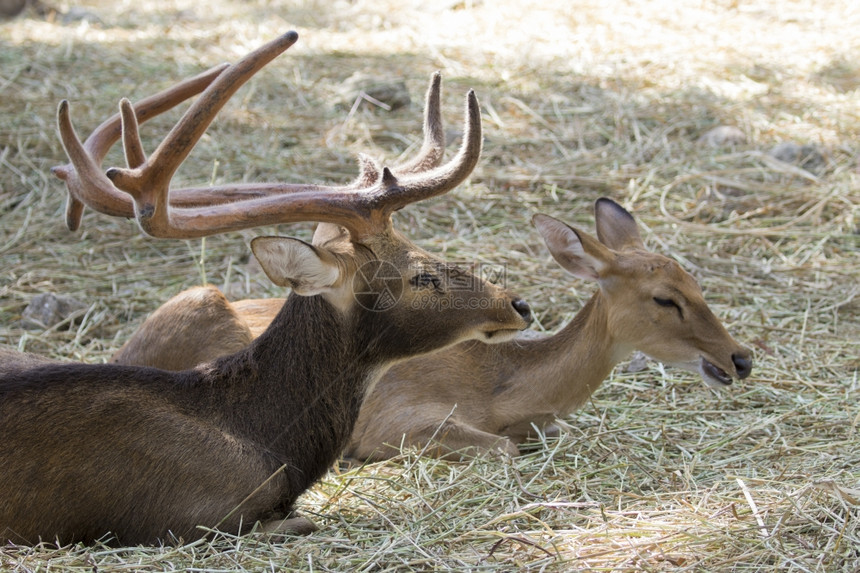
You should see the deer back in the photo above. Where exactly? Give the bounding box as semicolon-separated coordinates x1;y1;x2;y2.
110;286;255;370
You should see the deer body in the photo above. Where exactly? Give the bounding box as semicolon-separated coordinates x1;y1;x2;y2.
347;296;620;459
1;33;532;544
353;202;753;458
111;199;753;461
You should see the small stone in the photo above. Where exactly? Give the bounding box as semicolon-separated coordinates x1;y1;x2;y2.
697;125;747;147
335;73;411;112
626;351;649;373
21;293;88;330
767;142;826;171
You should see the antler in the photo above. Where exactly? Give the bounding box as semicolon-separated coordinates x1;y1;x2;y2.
52;63;229;231
53;32;480;239
53;31;299;231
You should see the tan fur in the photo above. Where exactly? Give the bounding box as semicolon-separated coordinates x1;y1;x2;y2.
0;346;55;376
110;287;254;370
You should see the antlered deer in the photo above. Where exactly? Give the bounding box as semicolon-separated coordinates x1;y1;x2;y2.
109;199;752;459
0;32;533;545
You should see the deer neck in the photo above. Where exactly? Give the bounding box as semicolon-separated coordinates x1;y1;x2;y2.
492;292;632;420
197;293;386;473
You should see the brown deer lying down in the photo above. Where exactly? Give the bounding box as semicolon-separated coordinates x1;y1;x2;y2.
110;198;753;460
0;32;533;546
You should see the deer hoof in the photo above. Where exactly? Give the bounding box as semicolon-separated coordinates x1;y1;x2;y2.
494;438;521;458
257;515;319;536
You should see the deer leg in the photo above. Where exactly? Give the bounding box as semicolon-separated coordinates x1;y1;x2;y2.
348;410;521;461
413;419;521;459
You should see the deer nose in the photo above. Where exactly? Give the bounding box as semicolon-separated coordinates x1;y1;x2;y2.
512;298;532;324
732;351;753;379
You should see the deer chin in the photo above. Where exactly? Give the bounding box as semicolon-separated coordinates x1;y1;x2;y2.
698;357;733;388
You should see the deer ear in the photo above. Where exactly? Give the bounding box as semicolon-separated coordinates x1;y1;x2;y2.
594;197;644;250
532;214;614;281
251;236;341;296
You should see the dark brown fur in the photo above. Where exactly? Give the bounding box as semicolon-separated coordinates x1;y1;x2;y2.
0;229;530;545
1;295;359;544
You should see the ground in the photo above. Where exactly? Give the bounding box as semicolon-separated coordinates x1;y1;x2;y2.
1;0;858;570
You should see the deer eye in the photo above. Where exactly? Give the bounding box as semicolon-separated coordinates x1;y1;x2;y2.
411;272;442;291
653;297;683;318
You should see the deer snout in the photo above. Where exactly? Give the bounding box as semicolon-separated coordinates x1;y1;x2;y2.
512;298;533;325
732;350;753;379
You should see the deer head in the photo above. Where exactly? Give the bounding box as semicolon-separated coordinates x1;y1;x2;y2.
533;198;752;388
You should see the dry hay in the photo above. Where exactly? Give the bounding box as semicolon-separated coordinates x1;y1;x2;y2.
1;0;858;570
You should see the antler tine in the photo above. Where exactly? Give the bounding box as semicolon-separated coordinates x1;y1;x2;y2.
172;71;444;199
55;53;323;232
389;72;445;176
52;63;229;231
106;31;300;230
371;87;482;219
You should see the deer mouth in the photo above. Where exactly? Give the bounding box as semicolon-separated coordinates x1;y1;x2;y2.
479;328;522;343
700;357;733;387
